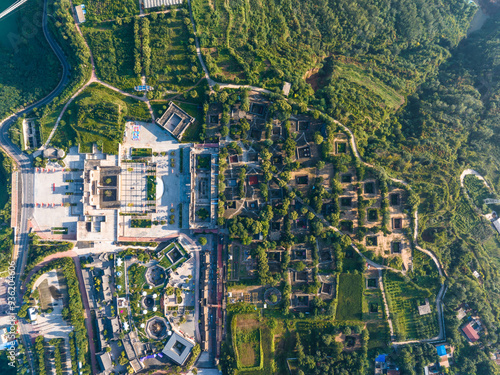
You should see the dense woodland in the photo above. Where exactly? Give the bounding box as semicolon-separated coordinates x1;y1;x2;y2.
378;16;500;375
196;1;500;373
2;0;500;373
0;0;61;119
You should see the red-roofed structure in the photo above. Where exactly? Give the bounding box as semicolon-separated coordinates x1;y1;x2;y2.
387;370;400;375
462;323;480;342
248;175;259;186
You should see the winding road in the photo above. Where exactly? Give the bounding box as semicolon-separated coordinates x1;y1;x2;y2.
185;0;449;343
0;0;99;372
0;2;451;372
0;0;71;371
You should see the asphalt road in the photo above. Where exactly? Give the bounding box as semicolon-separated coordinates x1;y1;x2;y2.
0;0;70;296
0;0;70;371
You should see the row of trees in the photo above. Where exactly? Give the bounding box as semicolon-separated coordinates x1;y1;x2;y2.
23;234;74;278
34;336;46;375
49;339;64;375
134;19;142;75
141;18;151;75
0;151;13;274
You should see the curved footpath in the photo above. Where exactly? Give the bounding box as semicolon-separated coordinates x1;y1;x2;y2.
186;0;448;343
460;168;493;190
0;2;451;369
0;0;100;373
42;3;156;149
0;0;71;372
324;118;447;343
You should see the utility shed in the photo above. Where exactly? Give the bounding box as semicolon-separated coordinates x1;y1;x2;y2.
74;4;85;23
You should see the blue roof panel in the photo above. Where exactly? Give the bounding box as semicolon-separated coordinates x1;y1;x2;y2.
436;345;447;356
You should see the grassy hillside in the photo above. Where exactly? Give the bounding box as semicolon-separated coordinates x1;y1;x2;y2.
51;83;150;153
192;0;475;146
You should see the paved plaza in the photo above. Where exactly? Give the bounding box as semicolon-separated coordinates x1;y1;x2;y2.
30;270;73;340
32;149;86;238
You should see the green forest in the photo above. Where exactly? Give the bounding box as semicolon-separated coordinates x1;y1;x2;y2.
2;0;500;373
191;0;479;165
0;151;13;275
0;0;61;119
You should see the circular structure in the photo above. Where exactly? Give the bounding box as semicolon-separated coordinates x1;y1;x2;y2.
145;316;169;340
145;265;167;287
142;295;155;309
156;176;164;201
264;288;282;306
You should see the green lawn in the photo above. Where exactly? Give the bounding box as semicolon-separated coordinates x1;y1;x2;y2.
51;83;150;154
331;61;404;110
384;271;438;341
336;273;363;321
159;255;173;269
151;100;204;142
174;101;204;142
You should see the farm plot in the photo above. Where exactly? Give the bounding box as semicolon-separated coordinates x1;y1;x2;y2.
384;271;438;341
232;314;264;372
336;273;363;321
452;196;495;241
83;21;140;91
362;289;384;321
411;250;440;292
463;175;494;209
366;320;390;350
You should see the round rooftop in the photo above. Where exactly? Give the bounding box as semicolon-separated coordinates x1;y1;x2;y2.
145;316;169;340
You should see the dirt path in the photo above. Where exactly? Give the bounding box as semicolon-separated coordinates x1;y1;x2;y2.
42;4;155;149
460;168;493;191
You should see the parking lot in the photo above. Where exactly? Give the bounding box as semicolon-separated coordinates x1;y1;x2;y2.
32;153;85;238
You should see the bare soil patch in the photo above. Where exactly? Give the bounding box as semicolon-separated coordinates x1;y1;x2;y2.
236;314;260;332
239;342;258;367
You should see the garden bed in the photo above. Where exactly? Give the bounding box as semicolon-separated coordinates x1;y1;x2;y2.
131;219;152;228
336;273;363;321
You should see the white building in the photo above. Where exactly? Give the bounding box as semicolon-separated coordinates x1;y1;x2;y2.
28;307;38;323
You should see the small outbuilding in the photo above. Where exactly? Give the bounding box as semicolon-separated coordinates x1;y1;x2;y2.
74;4;86;24
462;323;480;342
